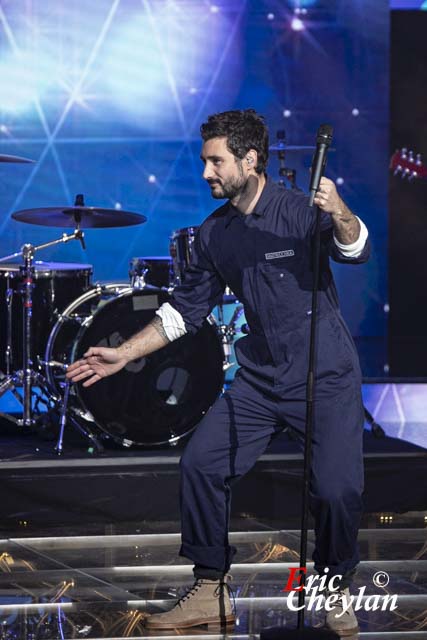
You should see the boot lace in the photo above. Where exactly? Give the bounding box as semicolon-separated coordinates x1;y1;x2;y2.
214;579;236;615
174;578;236;615
176;579;204;607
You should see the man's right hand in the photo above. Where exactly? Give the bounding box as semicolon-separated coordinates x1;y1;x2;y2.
65;315;171;388
65;347;129;387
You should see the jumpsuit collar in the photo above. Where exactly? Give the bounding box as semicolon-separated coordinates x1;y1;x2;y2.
225;175;279;227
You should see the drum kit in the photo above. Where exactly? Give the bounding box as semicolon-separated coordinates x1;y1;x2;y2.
0;137;313;452
0;155;247;452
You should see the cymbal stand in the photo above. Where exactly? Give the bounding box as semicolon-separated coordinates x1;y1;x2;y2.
274;130;299;189
0;228;85;428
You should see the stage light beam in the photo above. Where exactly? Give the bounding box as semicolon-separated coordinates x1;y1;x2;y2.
0;50;55;113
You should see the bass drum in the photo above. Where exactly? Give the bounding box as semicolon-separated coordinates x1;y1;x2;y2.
45;284;224;447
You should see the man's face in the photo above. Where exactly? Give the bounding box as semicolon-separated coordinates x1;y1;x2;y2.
200;137;248;200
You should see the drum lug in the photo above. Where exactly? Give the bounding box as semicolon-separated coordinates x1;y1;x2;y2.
169;433;180;446
53;312;92;326
72;407;95;423
37;356;68;371
80;314;94;328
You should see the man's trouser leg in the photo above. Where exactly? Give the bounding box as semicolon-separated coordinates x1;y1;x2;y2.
179;372;280;572
279;382;365;582
180;371;364;582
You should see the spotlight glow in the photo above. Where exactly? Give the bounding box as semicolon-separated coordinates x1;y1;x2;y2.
0;50;55;112
291;0;317;6
291;17;305;31
101;5;240;126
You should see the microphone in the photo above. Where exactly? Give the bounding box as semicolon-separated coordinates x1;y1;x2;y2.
308;124;333;207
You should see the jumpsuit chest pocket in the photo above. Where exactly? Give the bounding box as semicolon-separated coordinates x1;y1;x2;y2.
259;254;303;287
261;257;298;277
257;257;312;333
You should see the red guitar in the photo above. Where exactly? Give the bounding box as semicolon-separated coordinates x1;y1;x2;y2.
390;148;426;181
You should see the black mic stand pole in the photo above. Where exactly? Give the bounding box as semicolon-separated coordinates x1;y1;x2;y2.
261;125;338;639
261;211;340;640
295;199;322;628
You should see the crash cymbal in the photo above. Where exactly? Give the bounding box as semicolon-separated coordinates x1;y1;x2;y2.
0;153;35;163
12;206;147;228
269;143;316;152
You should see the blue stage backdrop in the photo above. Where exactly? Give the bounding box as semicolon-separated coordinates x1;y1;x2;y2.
0;0;389;376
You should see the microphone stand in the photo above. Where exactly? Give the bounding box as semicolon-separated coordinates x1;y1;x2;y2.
261;128;338;639
261;224;340;638
296;200;322;629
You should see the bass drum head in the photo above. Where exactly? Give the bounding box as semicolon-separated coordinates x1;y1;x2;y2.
73;288;224;447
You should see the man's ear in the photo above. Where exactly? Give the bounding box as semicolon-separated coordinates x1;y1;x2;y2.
245;150;258;168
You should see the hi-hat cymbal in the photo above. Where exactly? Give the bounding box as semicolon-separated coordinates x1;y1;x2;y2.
269;143;316;152
12;206;147;228
0;153;35;163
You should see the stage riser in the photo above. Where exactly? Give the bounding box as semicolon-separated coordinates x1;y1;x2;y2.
1;454;425;530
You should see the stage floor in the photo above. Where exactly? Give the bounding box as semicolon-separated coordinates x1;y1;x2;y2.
0;382;426;638
0;513;426;639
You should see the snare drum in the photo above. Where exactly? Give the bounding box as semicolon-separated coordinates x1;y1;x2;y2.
0;261;92;372
45;284;224;447
169;226;199;286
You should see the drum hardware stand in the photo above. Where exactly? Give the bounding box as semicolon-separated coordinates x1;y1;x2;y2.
214;303;244;372
36;358;104;455
274;130;299;190
364;405;386;438
0;228;86;428
130;265;149;290
57;379;104;455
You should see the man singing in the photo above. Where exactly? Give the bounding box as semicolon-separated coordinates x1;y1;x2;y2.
67;109;369;636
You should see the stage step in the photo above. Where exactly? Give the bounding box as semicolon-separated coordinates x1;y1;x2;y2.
0;528;425;637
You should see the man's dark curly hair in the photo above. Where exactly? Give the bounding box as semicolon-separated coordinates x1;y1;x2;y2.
200;109;269;174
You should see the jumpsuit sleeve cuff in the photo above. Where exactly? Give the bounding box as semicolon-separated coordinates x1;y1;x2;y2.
333;216;369;258
156;302;187;342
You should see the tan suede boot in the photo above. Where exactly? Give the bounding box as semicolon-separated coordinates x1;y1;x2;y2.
325;587;359;636
145;576;235;630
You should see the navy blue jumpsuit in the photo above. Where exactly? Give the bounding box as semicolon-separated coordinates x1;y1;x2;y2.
170;177;370;581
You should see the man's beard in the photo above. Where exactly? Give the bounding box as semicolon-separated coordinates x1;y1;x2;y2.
209;174;246;200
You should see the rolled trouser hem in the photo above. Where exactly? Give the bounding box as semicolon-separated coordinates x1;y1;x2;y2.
193;565;224;580
179;543;237;573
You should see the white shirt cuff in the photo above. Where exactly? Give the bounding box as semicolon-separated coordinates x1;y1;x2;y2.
156;302;187;342
333;216;368;258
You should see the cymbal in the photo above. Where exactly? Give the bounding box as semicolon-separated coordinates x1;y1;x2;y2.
269;143;316;152
12;206;147;228
0;153;35;163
